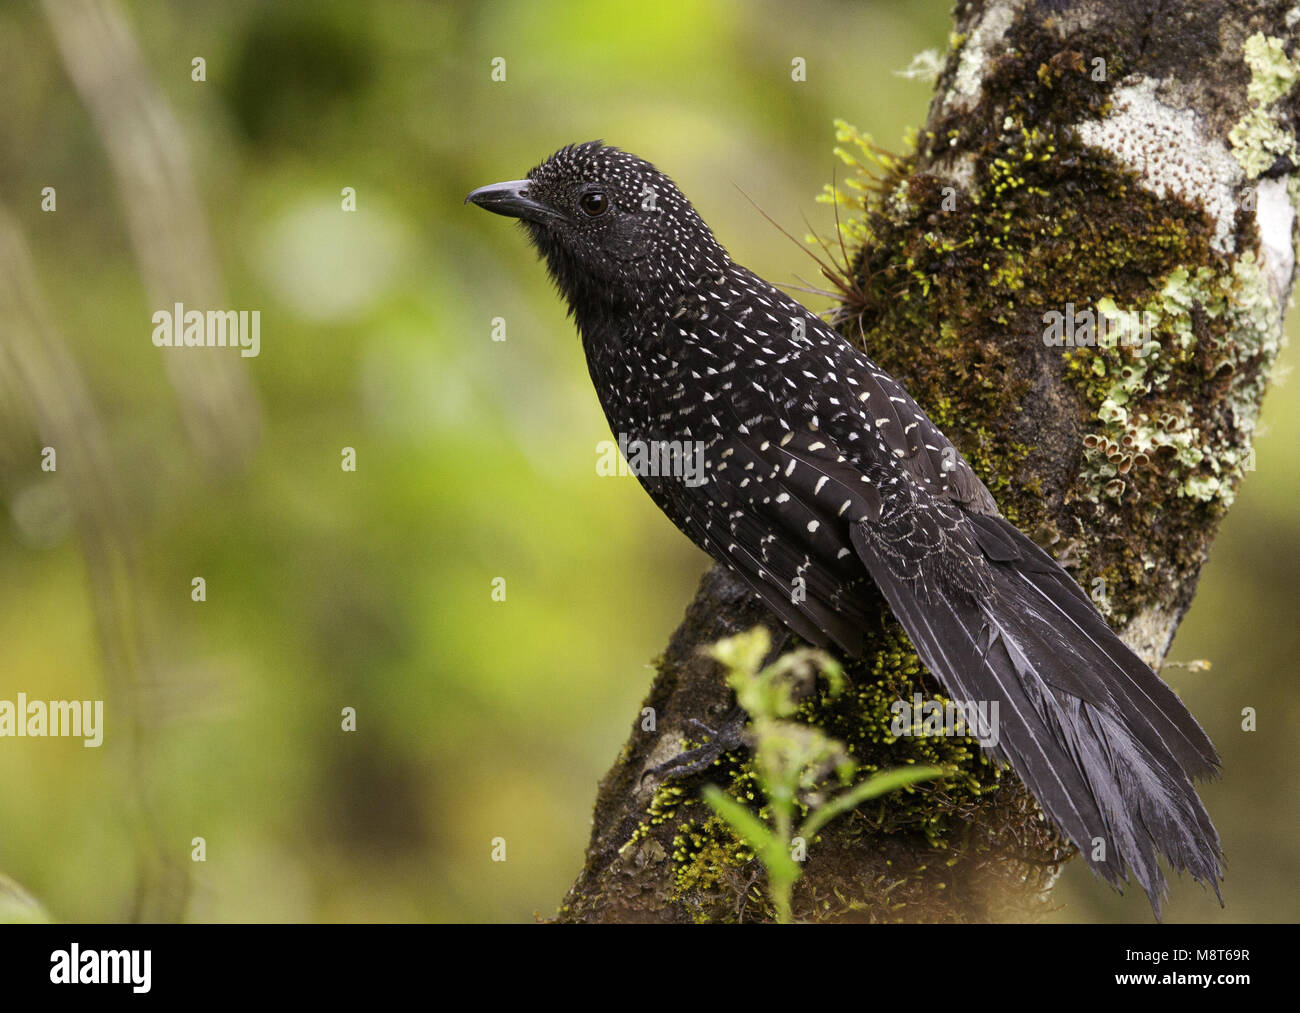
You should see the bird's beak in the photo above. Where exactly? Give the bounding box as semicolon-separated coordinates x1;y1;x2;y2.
464;179;560;224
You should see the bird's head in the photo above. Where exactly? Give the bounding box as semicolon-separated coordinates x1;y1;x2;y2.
466;142;729;314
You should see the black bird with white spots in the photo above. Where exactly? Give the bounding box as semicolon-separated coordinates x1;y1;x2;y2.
467;141;1223;917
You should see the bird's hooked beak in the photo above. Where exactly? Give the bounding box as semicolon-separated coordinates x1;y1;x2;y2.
464;179;562;224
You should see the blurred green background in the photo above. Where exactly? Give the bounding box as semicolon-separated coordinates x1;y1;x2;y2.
0;0;1295;923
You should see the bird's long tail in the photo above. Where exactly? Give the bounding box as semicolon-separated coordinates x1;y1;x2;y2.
851;514;1223;917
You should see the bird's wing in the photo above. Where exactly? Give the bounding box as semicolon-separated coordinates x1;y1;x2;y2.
749;426;1218;768
722;269;999;515
834;350;999;515
666;420;1222;911
646;427;883;656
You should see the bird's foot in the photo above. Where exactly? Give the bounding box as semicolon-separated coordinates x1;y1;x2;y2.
642;707;749;784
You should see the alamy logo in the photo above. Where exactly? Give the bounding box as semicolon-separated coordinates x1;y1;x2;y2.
50;945;150;993
0;694;103;747
596;435;707;487
152;301;260;357
890;693;1000;748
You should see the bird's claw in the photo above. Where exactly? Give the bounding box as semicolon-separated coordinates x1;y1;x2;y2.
641;707;749;784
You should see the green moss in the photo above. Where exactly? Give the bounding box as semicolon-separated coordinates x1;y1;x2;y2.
798;626;1004;846
637;623;1024;919
672;811;757;897
662;767;765;922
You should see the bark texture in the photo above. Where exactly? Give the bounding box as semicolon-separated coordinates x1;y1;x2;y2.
558;0;1300;922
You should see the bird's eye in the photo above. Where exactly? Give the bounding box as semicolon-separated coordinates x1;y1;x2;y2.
579;190;609;217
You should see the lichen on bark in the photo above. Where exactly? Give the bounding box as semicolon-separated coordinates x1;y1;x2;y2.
557;0;1299;922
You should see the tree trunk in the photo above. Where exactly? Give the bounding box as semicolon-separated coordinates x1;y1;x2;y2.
558;0;1299;922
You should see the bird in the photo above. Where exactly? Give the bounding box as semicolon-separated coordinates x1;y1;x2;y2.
466;141;1223;918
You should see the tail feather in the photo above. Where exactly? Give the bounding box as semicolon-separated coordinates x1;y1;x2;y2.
970;514;1220;779
850;520;1224;916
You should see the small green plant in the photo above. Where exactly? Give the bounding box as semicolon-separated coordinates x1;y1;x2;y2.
700;627;943;923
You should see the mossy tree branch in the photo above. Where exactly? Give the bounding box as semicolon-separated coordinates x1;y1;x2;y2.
558;0;1299;922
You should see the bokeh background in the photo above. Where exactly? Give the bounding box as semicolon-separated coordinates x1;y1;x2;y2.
0;0;1295;923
